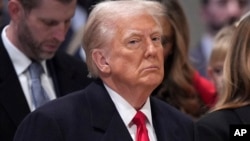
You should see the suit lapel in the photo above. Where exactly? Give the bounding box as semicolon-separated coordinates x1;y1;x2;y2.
151;97;182;141
151;98;172;141
0;41;30;127
85;80;190;141
85;80;133;141
46;60;61;97
46;52;92;97
102;113;133;141
46;56;77;97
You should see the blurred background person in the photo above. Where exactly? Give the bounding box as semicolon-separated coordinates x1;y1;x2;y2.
207;25;235;97
189;0;250;78
0;0;3;25
196;12;250;141
60;0;102;62
0;0;92;140
0;0;10;27
152;0;216;120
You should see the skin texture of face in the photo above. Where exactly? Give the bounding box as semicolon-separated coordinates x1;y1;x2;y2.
208;61;224;95
11;0;76;61
203;0;249;34
94;13;164;108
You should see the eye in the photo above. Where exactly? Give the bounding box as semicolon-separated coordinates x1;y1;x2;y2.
128;39;139;45
64;19;71;26
152;36;161;42
151;34;162;46
126;37;141;49
42;20;59;26
213;67;223;75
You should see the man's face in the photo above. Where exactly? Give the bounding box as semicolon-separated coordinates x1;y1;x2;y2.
17;0;76;61
105;13;164;90
203;0;249;33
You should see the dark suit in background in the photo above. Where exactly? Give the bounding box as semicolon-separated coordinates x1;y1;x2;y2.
14;79;195;141
0;37;92;141
196;105;250;141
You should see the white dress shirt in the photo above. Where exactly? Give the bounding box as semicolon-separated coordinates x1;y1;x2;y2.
2;26;56;111
104;84;157;141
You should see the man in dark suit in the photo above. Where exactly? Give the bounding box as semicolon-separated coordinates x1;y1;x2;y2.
0;0;92;141
14;1;196;141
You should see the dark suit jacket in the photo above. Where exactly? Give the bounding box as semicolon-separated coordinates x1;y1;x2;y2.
196;105;250;141
0;37;92;141
14;79;196;141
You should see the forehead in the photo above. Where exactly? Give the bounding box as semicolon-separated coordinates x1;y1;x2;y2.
30;0;76;19
116;13;162;36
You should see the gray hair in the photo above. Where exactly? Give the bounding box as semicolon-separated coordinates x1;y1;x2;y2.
82;0;165;78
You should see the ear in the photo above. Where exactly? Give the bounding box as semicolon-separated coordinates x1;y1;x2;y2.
8;0;23;22
92;49;111;75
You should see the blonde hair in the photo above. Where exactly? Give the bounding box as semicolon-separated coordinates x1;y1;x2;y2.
209;25;235;67
213;15;250;111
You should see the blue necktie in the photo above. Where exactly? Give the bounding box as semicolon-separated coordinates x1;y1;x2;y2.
29;62;49;108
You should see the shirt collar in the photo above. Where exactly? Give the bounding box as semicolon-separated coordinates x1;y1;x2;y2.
2;25;48;75
104;83;153;127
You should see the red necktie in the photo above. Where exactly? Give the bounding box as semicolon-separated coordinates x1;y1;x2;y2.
133;111;150;141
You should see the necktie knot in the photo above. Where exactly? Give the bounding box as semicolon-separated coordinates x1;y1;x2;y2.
133;111;149;141
29;62;44;79
133;111;147;127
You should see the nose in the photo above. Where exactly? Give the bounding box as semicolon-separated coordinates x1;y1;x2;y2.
145;39;158;57
52;23;68;42
227;1;241;18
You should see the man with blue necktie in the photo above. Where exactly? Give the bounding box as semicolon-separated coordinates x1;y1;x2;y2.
0;0;92;140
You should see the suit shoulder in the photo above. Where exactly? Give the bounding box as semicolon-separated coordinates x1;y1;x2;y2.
197;109;241;130
34;89;88;117
151;97;193;123
196;106;250;141
195;109;239;141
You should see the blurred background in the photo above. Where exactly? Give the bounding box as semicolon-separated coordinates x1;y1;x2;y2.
179;0;204;49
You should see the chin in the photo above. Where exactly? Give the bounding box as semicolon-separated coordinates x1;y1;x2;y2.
146;77;162;87
40;52;55;60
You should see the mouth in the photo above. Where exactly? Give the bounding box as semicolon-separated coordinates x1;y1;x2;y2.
143;65;160;71
43;44;60;52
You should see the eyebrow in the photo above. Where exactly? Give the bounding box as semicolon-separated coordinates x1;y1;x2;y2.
122;26;162;39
